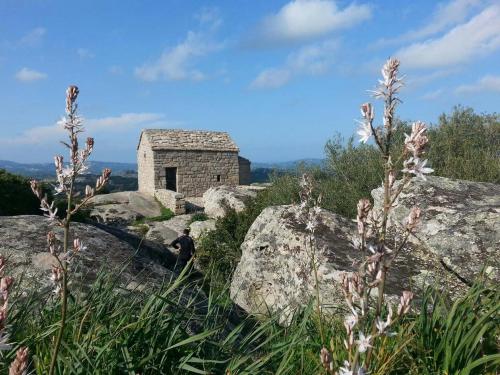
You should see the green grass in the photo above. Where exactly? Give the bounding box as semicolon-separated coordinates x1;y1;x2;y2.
2;265;498;374
133;206;175;226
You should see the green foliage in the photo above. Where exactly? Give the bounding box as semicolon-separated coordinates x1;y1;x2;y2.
323;134;384;217
188;212;209;224
0;169;43;216
409;279;500;374
2;268;496;374
133;204;175;225
427;106;500;184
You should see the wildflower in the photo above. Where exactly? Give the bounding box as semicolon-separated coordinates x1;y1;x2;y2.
356;198;371;235
356;121;372;144
360;103;374;121
406;206;421;231
397;291;414;315
73;238;87;253
344;312;358;331
376;304;393;334
50;266;63;295
404;121;429;158
9;346;29;375
402;157;434;180
66;85;79;114
320;346;333;371
356;332;372;353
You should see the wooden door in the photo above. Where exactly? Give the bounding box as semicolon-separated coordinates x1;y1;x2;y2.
165;167;177;192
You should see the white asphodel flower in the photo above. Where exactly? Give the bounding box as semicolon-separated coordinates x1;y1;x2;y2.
356;121;372;143
402;157;434;180
356;332;372;353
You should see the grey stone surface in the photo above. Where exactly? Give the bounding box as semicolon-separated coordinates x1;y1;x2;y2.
203;185;266;218
190;219;216;240
0;215;175;296
143;214;195;255
231;177;499;324
89;191;163;227
371;176;500;285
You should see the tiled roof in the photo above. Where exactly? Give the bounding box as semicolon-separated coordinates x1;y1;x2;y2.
140;129;239;152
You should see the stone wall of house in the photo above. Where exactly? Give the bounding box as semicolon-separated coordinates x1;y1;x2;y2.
154;189;186;215
137;137;156;193
152;150;240;197
238;156;251;185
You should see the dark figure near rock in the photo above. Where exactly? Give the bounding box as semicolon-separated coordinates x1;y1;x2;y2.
170;228;196;271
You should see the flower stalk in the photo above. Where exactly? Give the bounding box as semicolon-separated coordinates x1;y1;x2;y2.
30;86;110;374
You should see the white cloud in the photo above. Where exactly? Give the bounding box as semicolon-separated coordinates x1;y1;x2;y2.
250;0;371;46
108;65;123;75
376;0;482;47
395;4;500;69
251;39;338;89
15;67;47;82
455;75;500;94
0;113;168;145
195;7;222;30
19;27;46;46
135;31;222;82
421;89;444;100
77;48;95;59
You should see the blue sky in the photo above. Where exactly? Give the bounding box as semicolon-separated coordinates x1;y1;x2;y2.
0;0;499;163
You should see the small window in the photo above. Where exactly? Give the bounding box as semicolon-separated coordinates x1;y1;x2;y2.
143;152;146;159
216;175;221;182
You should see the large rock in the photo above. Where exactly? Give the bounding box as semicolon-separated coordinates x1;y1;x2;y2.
203;185;265;218
0;215;175;296
231;177;499;324
139;214;194;256
89;191;163;227
372;176;500;285
189;219;216;240
230;205;361;324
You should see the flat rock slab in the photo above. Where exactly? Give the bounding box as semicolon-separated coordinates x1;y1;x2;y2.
89;191;163;227
203;185;266;218
0;215;174;296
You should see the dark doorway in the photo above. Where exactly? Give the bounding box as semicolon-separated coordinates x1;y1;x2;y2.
165;167;177;191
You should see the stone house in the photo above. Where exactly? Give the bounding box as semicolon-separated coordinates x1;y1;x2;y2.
137;129;251;214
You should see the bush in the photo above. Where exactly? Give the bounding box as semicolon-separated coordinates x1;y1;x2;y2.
427;106;499;184
0;169;45;216
188;212;209;224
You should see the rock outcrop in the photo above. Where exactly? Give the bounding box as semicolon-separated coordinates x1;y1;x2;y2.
231;177;499;324
189;219;216;240
89;191;163;227
203;185;265;218
0;215;176;296
372;176;500;285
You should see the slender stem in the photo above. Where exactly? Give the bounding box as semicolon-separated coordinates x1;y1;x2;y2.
48;121;76;375
310;235;325;345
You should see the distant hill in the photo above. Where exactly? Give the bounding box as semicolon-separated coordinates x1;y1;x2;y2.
251;158;325;170
0;160;137;179
0;158;325;186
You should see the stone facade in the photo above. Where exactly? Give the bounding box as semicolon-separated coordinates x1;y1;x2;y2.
238;156;251;185
138;130;250;212
154;189;186;215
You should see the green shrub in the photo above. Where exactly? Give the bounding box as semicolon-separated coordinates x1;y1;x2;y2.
427;106;499;184
0;169;43;216
188;212;209;224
